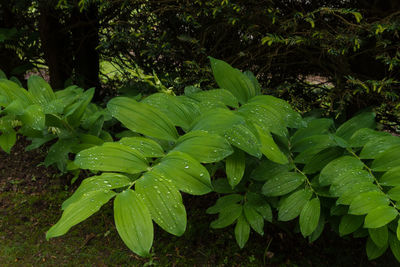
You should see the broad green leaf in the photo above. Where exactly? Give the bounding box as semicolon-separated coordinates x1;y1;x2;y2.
74;142;148;174
44;138;76;172
291;118;333;144
26;135;56;151
226;149;245;188
0;79;33;106
189;89;239;108
364;206;398;228
118;137;164;158
251;159;290;181
0;129;16;153
206;194;243;214
212;178;236;194
27;75;55;106
256;126;288;164
329;170;374;197
300;198;320;237
114;189;153;257
108;97;178;141
366;237;388;260
336;182;379;205
319;156;364;186
235;214;250;249
389;233;400;262
209;57;255;104
349;128;390;147
142;93;194;129
62;173;131;210
210;204;242;229
65;88;95;127
309;215;325;243
136;173;186;236
262;172;305;197
224;123;262;158
339;215;364;236
244;202;264;235
173;130;233;163
243;71;261;96
249;95;303;128
151;151;212;195
278;189;312;221
371;145;400;171
246;192;272;222
303;147;343;174
368;226;388;247
191;108;245;134
292;135;336;153
349;191;389;215
4;99;24;115
20;104;45;130
238;102;288;137
388;187;400;201
360;136;400;159
46;190;116;239
380;167;400;186
335;112;376;141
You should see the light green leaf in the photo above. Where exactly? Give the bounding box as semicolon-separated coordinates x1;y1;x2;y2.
364;206;398;228
360;136;400;159
256;126;288;164
118;136;164;157
371;145;400;171
319;156;364;186
235;214;250;249
339;215;364;236
335;112;376;141
366;237;388;260
62;173;131;210
209;57;255;104
349;128;390;147
114;189;153;257
368;226;388;247
224;123;262;158
206;194;243;214
46;190;116;239
303;147;343;174
151;151;212;195
173;130;233;163
0;129;16;154
336;182;379;205
136;173;186;236
300;198;320;237
65;88;95;127
262;172;305;197
27;75;55;106
397;219;400;241
349;191;389;215
226;149;245;188
389;233;400;262
107;97;178;141
380;167;400;186
388;187;400;201
0;79;33;106
278;189;312;221
210;204;242;229
74;142;148;174
189;89;239;108
244;202;264;235
20;104;45;130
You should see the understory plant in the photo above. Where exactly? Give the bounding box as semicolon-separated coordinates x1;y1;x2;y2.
2;59;400;262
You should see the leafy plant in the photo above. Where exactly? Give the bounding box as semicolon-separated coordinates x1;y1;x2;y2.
40;58;400;262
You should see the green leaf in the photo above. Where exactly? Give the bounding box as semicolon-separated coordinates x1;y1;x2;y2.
209;57;255;104
291;118;333;144
191;108;245;134
44;139;76;172
368;226;388;247
248;95;303;128
0;69;6;79
336;182;379;205
74;143;148;174
20;104;45;130
329;170;374;197
388;187;400;201
262;172;305;197
107;97;178;141
380;167;400;186
0;129;16;153
251;159;290;181
256;126;288;164
360;136;400;159
292;135;336;153
397;219;400;241
27;76;55;106
349;191;389;215
206;194;243;214
0;79;33;106
118;136;164;157
114;189;153;257
210;204;242;229
300;198;320;237
244;202;264;235
366;237;388;260
62;173;131;210
339;215;364;236
278;189;312;221
371;145;400;171
224;123;262;158
303;147;344;174
151;151;212;195
235;214;250;249
364;206;398;228
243;71;261;96
309;215;325;243
4;99;25;115
349;128;390;147
335;112;376;141
189;89;239;108
136;173;186;236
226;149;245;188
46;190;116;239
173;130;233;163
65;88;95;127
319;156;364;186
389;233;400;262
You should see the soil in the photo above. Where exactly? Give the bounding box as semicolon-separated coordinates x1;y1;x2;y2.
0;136;398;266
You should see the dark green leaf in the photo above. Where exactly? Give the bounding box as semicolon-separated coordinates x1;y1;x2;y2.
300;198;320;237
364;206;398;228
206;194;243;214
319;156;364;186
368;226;388;247
303;147;343;174
235;214;250;249
291;118;333;144
210;204;242;229
389;233;400;262
278;189;312;221
349;128;391;147
349;191;389;215
335;112;376;141
251;159;290;181
360;136;400;159
366;237;388;260
226;149;246;188
244;203;264;235
339;215;364;236
371;145;400;172
262;172;305;197
189;89;239;108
